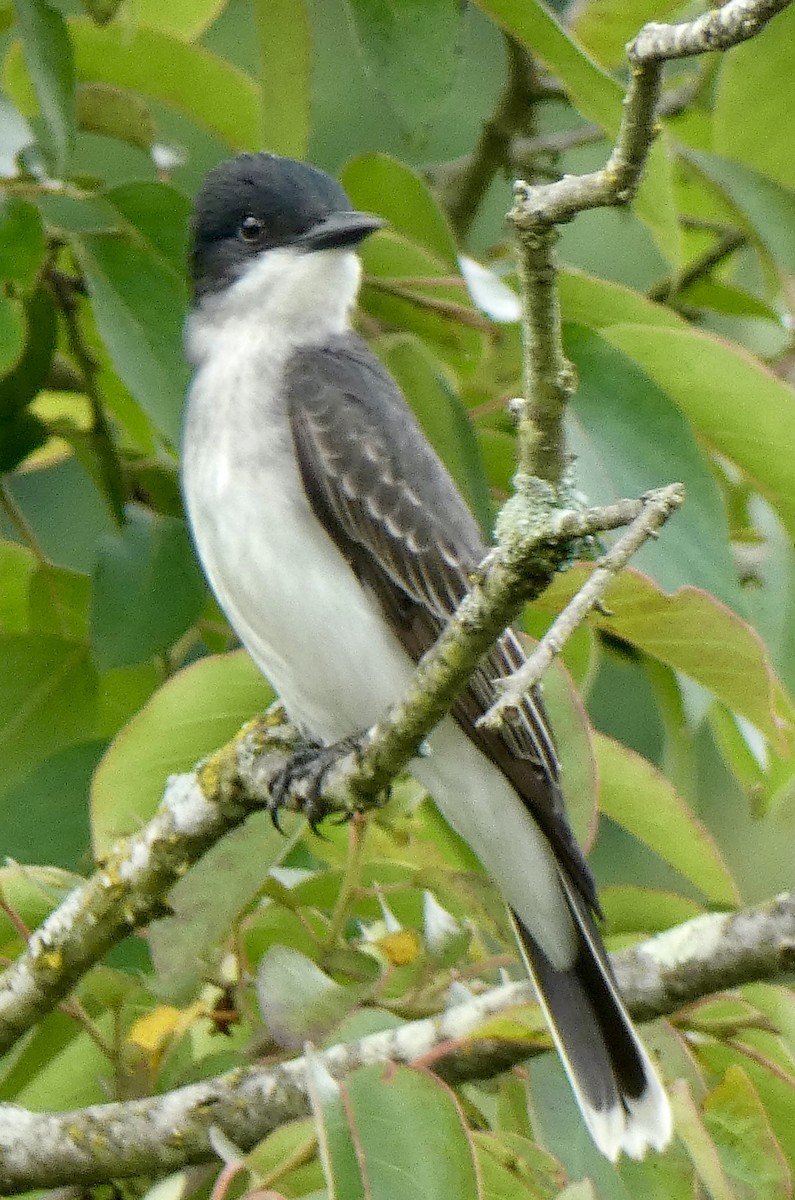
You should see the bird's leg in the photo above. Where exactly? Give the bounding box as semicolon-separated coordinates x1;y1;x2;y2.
268;733;364;833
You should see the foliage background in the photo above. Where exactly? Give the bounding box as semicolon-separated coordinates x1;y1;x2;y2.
1;0;795;1196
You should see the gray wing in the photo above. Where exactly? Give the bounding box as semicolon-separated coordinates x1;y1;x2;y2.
285;332;597;909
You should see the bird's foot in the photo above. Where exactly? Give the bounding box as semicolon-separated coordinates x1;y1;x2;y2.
269;734;362;833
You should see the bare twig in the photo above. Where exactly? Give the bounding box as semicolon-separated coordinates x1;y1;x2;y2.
480;484;684;727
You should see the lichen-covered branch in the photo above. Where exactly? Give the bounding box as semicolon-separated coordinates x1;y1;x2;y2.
0;492;671;1055
508;0;791;484
0;891;792;1195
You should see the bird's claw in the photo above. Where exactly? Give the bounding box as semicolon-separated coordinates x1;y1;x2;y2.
268;735;361;834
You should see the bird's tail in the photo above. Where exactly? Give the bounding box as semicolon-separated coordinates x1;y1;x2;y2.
512;875;672;1162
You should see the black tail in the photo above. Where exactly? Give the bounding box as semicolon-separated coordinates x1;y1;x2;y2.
513;876;672;1161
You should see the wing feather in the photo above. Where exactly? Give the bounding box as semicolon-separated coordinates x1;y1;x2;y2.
285;332;597;909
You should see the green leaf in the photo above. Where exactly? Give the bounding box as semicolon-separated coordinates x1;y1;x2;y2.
559;266;684;331
0;295;25;379
359;232;484;374
572;0;684;68
254;0;310;157
376;333;492;533
713;3;795;191
540;566;789;748
0;196;45;290
104;182;191;278
256;946;370;1050
76;81;156;152
149;812;301;1002
0;740;102;870
0;862;80;958
0;540;35;634
324;1064;481;1200
12;0;75;171
0;286;55;418
90;649;273;854
0;635;98;798
129;0;228;39
703;1065;792;1200
91;506;206;669
4;17;259;151
697;1040;795;1165
565;325;743;610
604;323;795;544
473;1131;565;1200
342;153;459;267
72;232;189;445
669;1080;734;1200
600;885;704;938
594;734;740;905
685;151;795;279
344;0;465;128
29;563;90;640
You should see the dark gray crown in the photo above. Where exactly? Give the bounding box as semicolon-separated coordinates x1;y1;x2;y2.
190;153;361;299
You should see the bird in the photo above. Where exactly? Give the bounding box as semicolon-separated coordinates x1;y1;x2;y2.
181;151;672;1161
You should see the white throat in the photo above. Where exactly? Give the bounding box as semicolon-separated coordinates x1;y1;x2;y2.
185;246;362;367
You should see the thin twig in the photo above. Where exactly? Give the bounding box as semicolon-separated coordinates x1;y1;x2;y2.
479;485;685;727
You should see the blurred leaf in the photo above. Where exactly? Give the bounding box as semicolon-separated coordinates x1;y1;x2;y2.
0;409;46;470
359;232;484;373
376;333;492;532
474;1129;565;1198
91;649;272;854
12;0;75;171
72;232;189;445
6;1009;114;1109
600;885;703;938
605;324;795;544
572;0;684;68
474;0;620;132
104;181;190;279
324;1063;481;1200
0;286;55;419
565;324;743;610
0;739;102;870
0;861;80;958
254;0;309;157
130;0;228;39
686;151;795;279
670;1079;734;1200
97;661;159;737
703;1065;791;1200
80;0;123;24
595;734;740;905
472;0;680;264
0;295;25;380
90;506;206;669
76;82;156;152
344;0;464;128
559;266;684;331
698;1039;795;1164
29;563;90;640
0;635;97;798
256;945;370;1051
343;153;458;267
0;196;45;290
149;812;301;1002
540;567;790;748
714;3;795;191
4;17;259;151
0;540;34;633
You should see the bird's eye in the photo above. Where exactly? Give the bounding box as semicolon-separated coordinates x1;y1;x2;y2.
239;215;265;242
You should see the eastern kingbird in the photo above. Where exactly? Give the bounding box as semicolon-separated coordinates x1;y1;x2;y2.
182;152;672;1161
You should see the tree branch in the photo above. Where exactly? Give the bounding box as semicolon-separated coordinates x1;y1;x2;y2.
508;0;791;485
0;490;682;1055
0;891;793;1194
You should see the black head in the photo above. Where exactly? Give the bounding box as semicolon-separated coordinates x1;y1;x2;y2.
190;153;384;299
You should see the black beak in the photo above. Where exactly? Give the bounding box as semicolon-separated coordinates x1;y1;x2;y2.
297;210;386;251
